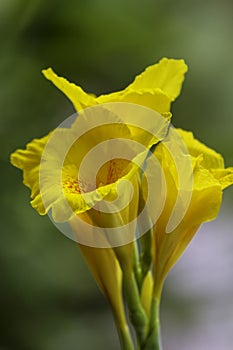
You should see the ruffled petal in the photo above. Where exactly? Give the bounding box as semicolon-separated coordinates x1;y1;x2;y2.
11;115;149;226
177;129;224;169
210;167;233;189
42;68;97;111
126;58;188;101
154;164;223;295
149;128;229;296
97;88;171;114
10;134;51;215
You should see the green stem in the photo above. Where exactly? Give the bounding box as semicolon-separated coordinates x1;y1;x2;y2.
122;269;148;347
143;296;162;350
113;245;148;347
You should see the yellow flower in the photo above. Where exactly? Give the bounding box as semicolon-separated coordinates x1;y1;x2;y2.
150;128;233;298
10;57;187;241
10;56;233;349
10;115;140;338
11;58;187;221
10;58;188;347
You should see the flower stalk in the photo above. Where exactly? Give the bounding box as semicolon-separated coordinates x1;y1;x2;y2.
143;296;162;350
114;245;148;347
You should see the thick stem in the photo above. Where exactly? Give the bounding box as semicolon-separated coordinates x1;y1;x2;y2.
122;269;148;347
114;245;148;347
143;296;162;350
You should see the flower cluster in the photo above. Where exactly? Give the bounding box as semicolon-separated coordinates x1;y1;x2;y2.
10;58;233;350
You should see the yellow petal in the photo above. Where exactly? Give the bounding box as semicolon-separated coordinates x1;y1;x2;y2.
210;167;233;189
126;58;188;101
10;134;51;215
80;245;125;316
11;120;147;228
97;88;171;114
42;68;97;111
69;215;128;327
177;129;224;169
150;128;229;297
155;168;222;293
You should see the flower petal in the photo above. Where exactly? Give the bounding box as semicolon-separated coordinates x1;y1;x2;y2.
97;88;171;114
178;129;224;169
155;166;223;294
210;167;233;189
10;134;51;215
70;213;127;327
150;129;226;296
42;68;97;111
126;58;188;101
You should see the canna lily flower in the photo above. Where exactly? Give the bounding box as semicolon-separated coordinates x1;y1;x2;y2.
10;110;143;350
11;58;187;224
12;57;221;349
149;129;233;299
135;128;233;350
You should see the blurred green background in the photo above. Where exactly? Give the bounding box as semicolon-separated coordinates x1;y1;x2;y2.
1;0;233;349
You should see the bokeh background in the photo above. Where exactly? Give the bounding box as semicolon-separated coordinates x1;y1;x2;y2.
1;0;233;349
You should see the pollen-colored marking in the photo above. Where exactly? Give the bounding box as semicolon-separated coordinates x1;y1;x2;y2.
63;177;81;194
63;159;128;194
63;177;95;194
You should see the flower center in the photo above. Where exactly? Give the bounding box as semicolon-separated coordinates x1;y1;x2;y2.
63;177;95;194
62;158;130;195
63;177;81;194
